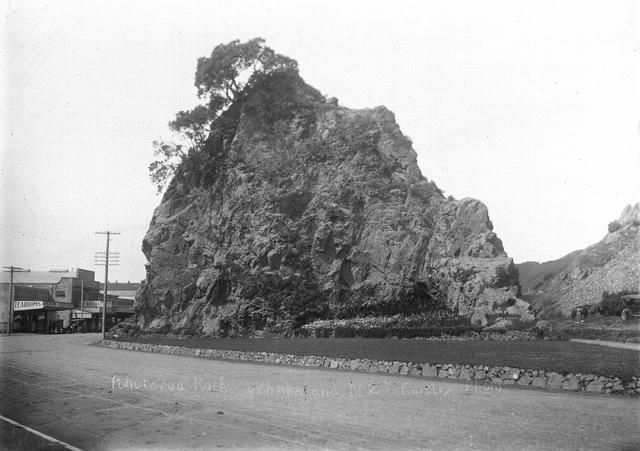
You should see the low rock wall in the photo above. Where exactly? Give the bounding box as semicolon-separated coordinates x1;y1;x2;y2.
102;340;639;396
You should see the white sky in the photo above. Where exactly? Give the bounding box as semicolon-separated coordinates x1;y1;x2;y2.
1;0;638;283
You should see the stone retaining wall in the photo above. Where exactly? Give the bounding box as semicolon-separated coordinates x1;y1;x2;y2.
102;340;640;396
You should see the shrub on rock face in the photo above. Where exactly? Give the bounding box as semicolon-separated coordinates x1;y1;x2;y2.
608;220;622;233
238;264;328;332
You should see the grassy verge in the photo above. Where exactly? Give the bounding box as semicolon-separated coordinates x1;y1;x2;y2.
563;328;640;343
548;317;640;343
112;337;640;380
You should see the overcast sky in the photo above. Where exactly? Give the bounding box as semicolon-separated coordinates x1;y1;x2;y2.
1;0;638;283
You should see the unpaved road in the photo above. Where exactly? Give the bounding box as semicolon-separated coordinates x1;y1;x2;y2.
0;334;638;450
570;338;640;351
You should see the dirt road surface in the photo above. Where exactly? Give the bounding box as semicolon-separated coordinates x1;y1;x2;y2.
1;334;638;450
570;338;640;351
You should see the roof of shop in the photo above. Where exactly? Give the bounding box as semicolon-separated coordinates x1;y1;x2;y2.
0;271;73;285
98;282;141;291
105;290;137;300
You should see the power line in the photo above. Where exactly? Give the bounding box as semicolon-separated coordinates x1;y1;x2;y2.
2;266;30;336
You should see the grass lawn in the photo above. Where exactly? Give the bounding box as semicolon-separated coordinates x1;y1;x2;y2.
113;337;640;380
553;317;640;343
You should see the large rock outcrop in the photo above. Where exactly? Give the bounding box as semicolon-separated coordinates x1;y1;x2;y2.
135;72;531;336
518;203;640;317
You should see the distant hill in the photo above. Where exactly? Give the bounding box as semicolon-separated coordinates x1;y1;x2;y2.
516;203;640;318
518;251;580;294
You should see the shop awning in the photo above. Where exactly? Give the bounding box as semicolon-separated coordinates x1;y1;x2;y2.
47;302;73;311
71;309;93;319
14;300;73;311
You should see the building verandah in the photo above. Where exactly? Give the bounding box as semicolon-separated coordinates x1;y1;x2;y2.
0;268;135;334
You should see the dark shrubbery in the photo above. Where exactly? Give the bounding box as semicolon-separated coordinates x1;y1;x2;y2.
240;261;328;331
607;220;622;233
305;325;482;339
566;290;637;319
242;69;321;128
600;289;636;316
337;281;450;319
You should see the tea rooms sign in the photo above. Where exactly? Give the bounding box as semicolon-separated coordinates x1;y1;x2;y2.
14;300;45;311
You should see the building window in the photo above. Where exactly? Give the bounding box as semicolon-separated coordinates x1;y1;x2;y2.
55;290;65;297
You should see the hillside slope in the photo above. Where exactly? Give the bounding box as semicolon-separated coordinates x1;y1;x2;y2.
518;251;580;294
518;203;640;317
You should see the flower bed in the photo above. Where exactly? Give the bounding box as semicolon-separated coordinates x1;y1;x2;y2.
300;313;478;338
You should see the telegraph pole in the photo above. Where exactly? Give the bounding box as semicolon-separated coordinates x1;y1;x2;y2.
95;232;120;339
2;266;29;336
80;279;84;331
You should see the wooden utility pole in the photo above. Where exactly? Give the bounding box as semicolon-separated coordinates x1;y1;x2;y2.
2;266;29;335
95;232;120;340
80;279;84;331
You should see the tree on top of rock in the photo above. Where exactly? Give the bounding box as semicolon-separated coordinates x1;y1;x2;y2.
195;38;298;112
149;38;298;193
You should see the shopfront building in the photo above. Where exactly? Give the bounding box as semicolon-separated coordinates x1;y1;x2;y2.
5;286;73;333
0;268;135;334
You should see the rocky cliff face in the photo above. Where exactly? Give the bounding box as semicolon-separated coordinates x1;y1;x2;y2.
135;72;531;336
518;203;640;317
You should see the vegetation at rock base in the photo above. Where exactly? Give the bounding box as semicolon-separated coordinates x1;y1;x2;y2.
237;264;328;331
301;313;477;339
